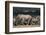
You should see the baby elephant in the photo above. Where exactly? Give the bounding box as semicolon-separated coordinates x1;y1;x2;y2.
31;16;40;25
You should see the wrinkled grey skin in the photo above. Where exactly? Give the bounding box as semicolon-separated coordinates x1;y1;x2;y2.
31;16;40;25
13;14;32;26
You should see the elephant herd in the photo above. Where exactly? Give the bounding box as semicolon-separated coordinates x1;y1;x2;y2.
13;14;40;26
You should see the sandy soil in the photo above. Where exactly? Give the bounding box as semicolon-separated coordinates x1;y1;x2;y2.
13;25;40;28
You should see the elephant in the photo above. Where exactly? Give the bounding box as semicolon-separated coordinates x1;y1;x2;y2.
31;16;40;25
13;14;32;26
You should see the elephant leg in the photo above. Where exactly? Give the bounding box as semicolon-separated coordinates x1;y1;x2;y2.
28;19;30;25
21;18;24;25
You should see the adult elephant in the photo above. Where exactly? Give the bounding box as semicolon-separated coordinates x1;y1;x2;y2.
15;14;32;25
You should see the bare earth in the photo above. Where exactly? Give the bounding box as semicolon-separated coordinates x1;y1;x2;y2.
13;25;40;28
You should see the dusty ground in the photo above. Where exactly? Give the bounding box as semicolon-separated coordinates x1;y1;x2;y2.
13;25;40;28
